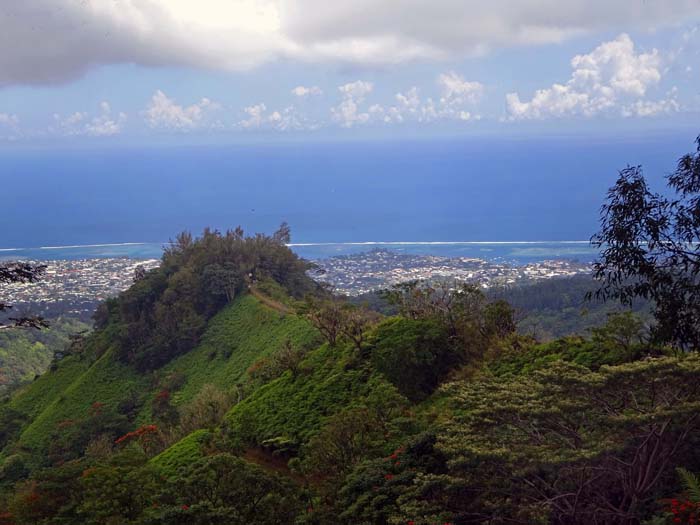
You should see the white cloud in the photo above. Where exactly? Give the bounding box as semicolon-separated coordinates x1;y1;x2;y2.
238;103;315;131
437;72;484;104
4;1;699;85
239;103;268;129
506;34;676;119
143;90;218;130
291;85;323;97
86;102;127;136
331;81;374;127
435;72;483;119
0;112;20;140
372;73;483;125
338;80;374;99
621;88;680;117
52;102;126;136
0;113;19;127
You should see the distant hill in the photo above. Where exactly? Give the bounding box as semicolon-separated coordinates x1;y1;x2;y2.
352;273;652;340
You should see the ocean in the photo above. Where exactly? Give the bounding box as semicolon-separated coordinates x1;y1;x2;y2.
1;134;687;260
0;241;599;265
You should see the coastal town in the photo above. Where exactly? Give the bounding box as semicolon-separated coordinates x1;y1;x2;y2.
312;249;591;295
1;250;590;318
0;258;160;320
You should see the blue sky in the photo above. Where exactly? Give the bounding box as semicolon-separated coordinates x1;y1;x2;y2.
0;1;699;145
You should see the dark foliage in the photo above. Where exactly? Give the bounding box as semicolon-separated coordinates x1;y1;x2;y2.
369;317;455;402
107;225;317;371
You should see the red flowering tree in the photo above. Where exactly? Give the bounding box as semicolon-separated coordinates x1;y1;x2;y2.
114;425;160;455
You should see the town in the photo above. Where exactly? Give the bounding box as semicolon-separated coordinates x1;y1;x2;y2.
1;258;160;320
312;249;591;295
1;250;590;320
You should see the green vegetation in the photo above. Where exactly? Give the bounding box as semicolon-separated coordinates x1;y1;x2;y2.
225;341;403;451
144;293;319;413
149;429;213;477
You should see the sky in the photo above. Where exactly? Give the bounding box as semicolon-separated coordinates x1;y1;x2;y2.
0;1;699;145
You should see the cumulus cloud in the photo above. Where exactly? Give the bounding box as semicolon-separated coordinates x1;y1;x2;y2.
3;1;699;85
506;34;679;119
86;102;127;136
238;103;315;131
0;113;19;127
0;112;20;139
331;80;374;127
238;103;268;129
52;101;126;136
370;73;484;124
437;72;484;104
291;85;323;97
143;90;218;130
621;89;681;117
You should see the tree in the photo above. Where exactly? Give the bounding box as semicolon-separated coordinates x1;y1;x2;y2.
179;384;231;434
0;407;28;451
304;408;386;481
338;432;453;525
439;355;700;524
589;311;646;352
78;451;158;524
370;317;455;402
272;221;291;245
273;339;306;377
7;461;85;524
380;279;504;360
591;134;700;350
303;296;346;346
482;299;517;339
339;305;380;354
0;262;48;330
202;262;241;303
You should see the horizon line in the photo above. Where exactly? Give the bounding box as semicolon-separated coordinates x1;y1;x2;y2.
0;240;595;252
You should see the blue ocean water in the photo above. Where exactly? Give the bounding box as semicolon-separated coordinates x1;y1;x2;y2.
0;134;687;253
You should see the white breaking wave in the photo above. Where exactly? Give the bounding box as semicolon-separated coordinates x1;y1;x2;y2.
286;241;592;247
0;241;595;251
38;243;149;250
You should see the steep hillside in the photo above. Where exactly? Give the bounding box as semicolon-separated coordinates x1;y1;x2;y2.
136;294;320;422
1;294;318;467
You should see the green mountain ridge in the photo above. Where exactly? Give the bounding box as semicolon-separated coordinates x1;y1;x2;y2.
2;227;700;525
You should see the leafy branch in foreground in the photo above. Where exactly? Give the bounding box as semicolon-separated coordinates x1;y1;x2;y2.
677;467;700;503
